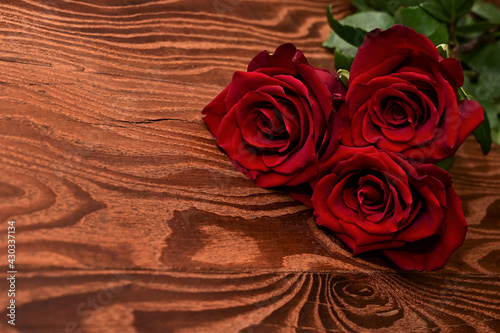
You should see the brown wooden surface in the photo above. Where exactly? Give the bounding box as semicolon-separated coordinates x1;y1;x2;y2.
0;0;499;332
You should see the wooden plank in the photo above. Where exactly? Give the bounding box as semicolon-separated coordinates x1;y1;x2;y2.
1;270;499;332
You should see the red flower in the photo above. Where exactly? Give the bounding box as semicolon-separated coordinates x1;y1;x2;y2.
203;44;346;187
341;25;483;163
311;146;467;271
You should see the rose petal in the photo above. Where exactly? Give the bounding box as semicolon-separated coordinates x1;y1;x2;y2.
202;85;230;136
350;25;439;82
383;188;467;271
247;43;307;72
440;57;464;87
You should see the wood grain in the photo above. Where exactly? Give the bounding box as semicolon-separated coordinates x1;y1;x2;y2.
0;0;498;332
6;270;500;333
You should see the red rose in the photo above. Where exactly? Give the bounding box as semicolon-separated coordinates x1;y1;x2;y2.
341;25;483;163
202;43;346;188
311;146;467;271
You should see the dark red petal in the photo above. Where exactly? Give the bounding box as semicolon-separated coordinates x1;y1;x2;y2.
247;43;307;72
349;237;406;256
440;57;464;87
225;71;286;108
382;187;467;271
350;25;439;83
349;54;407;87
312;175;344;231
202;85;230;136
317;110;343;168
288;183;314;208
456;99;485;147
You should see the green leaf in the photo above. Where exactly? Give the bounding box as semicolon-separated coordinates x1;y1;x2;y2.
394;6;449;44
322;30;339;49
324;10;395;71
323;29;358;72
440;0;475;20
478;73;500;100
464;41;500;99
482;98;500;131
457;13;476;26
420;1;450;22
456;15;484;38
341;11;396;31
323;31;359;56
366;0;389;11
326;8;395;47
440;0;465;17
421;0;474;22
326;5;368;47
463;76;500;132
472;0;500;22
365;0;427;13
395;6;440;35
334;48;355;71
367;0;396;12
350;0;372;11
493;129;500;145
398;0;429;6
462;77;493;153
428;23;449;44
455;0;476;19
473;109;492;154
456;22;500;33
436;157;455;170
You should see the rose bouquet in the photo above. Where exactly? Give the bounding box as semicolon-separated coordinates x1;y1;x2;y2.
202;1;497;271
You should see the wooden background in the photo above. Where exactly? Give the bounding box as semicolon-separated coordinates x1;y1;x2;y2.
0;0;499;332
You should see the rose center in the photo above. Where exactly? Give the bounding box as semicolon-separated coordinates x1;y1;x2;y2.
383;99;409;126
256;106;287;139
357;181;384;206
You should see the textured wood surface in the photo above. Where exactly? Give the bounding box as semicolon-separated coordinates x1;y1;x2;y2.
0;0;499;332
